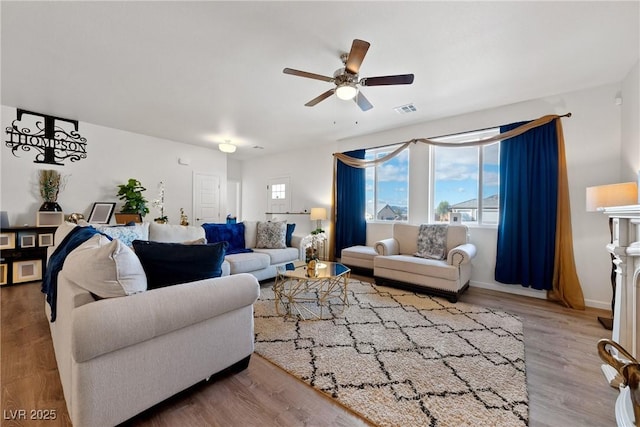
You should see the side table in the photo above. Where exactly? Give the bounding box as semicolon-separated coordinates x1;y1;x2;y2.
301;232;328;261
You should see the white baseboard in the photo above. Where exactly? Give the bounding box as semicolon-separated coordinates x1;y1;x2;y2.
470;280;546;300
469;280;610;310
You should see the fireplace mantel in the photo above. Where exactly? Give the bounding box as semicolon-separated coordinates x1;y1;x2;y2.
599;205;640;425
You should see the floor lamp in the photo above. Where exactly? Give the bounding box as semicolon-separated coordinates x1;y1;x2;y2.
586;182;638;330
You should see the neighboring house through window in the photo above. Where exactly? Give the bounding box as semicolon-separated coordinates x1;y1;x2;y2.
361;128;499;225
365;146;409;221
431;128;500;225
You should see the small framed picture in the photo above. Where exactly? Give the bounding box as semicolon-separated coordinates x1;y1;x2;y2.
449;212;462;224
0;232;16;250
0;264;7;286
39;233;54;247
19;234;36;248
88;202;116;224
12;259;42;283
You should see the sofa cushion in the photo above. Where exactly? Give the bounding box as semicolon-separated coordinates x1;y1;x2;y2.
63;234;147;298
148;222;205;243
202;222;251;254
393;223;420;255
256;221;286;249
132;240;228;289
225;251;270;274
253;247;299;265
94;222;150;247
341;245;378;260
374;255;459;281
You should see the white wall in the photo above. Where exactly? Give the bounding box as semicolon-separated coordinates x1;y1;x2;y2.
241;143;335;237
242;82;631;309
0;105;228;226
621;61;640;184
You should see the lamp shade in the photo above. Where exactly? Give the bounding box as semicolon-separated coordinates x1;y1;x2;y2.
309;207;327;221
585;182;638;211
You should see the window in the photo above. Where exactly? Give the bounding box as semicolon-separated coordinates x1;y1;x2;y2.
271;184;286;200
365;146;409;222
431;128;500;225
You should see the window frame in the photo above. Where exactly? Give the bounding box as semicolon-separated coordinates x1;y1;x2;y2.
429;128;500;227
364;144;410;223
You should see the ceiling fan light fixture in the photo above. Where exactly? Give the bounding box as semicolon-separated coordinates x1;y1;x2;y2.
336;82;358;100
219;141;236;153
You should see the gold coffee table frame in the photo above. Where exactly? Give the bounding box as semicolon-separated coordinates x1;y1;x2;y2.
273;261;351;320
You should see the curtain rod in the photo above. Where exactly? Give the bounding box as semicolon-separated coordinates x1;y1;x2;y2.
355;112;572;152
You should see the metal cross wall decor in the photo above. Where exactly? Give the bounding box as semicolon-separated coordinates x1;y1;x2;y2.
5;109;87;165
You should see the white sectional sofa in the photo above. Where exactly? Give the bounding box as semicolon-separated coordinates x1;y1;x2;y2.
373;223;476;302
45;222;260;426
97;221;301;281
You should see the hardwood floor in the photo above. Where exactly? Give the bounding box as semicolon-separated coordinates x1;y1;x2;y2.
1;277;618;426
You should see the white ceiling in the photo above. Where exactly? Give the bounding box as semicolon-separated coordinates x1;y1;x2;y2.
2;1;638;160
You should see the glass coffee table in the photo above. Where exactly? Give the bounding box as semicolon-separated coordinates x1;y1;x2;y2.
273;260;351;320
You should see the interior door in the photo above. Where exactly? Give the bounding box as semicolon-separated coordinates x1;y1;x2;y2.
193;172;221;225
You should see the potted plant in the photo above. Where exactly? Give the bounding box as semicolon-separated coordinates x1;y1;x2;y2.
38;169;65;211
116;179;149;220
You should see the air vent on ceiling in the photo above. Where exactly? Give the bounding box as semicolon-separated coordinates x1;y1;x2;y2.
394;103;417;114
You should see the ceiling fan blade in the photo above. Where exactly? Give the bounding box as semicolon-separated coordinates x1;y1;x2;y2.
305;89;335;107
344;39;370;75
354;91;373;111
361;74;414;86
283;68;333;82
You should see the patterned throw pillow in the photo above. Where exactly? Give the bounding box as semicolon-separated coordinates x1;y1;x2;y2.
94;223;150;247
414;224;448;260
256;221;286;249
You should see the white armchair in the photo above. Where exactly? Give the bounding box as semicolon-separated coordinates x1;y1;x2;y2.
373;223;476;302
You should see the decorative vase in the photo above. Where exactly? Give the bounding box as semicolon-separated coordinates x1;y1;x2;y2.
39;201;63;212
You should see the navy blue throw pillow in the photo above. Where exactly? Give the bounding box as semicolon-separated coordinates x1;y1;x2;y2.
201;222;249;254
132;240;228;290
286;223;296;247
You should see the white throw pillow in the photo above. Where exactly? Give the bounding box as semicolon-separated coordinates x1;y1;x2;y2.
54;222;79;247
63;234;147;298
148;221;205;243
243;221;258;248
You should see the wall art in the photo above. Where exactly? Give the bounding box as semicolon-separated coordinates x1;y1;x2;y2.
5;109;87;165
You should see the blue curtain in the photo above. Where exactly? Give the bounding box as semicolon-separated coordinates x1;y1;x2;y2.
335;149;366;258
495;120;558;290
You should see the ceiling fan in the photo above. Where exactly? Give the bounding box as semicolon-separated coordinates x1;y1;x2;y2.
283;39;414;111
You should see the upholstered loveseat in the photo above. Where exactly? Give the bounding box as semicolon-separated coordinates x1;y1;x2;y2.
372;223;476;302
45;222;260;426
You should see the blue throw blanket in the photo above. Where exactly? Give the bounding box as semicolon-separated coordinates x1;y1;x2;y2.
42;226;110;322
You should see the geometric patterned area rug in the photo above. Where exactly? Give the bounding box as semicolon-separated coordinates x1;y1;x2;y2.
254;279;528;427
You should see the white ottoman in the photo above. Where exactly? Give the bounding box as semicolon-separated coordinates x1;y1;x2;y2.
340;245;378;270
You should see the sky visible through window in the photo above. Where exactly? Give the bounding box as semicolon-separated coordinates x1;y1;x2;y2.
365;149;409;220
365;129;500;222
434;143;500;207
